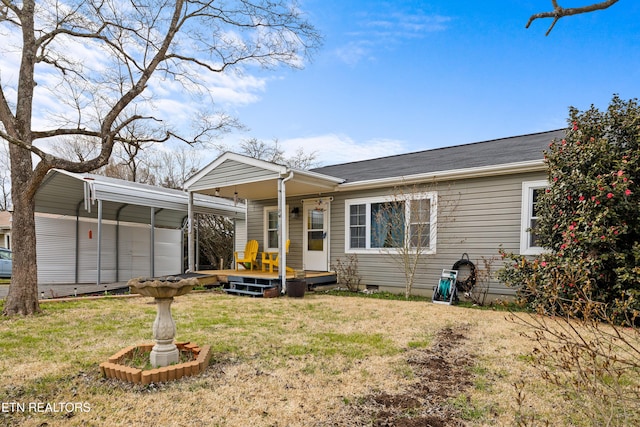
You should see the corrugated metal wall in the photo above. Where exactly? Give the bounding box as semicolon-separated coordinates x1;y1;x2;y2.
36;215;181;284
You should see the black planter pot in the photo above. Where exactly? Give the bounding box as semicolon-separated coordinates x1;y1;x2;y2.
286;280;306;298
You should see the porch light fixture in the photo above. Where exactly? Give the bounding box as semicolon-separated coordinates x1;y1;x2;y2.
234;191;238;206
214;188;220;197
290;207;300;219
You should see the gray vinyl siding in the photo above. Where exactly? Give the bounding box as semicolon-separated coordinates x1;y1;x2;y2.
327;172;545;297
189;159;278;192
243;171;545;297
234;218;248;256
245;199;305;270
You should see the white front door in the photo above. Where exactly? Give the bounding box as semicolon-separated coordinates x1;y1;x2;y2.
303;199;330;271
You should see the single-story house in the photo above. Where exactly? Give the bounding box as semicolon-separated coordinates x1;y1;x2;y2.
184;129;564;298
0;210;10;249
34;169;246;285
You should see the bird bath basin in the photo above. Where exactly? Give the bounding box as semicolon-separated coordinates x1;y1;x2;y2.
128;276;199;368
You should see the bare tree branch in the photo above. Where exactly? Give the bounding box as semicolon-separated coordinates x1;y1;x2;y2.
527;0;619;36
0;0;321;315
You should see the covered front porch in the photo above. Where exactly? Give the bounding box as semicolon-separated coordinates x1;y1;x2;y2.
195;269;337;297
184;152;345;292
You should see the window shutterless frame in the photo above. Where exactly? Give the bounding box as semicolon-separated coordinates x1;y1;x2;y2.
520;180;548;255
344;192;437;254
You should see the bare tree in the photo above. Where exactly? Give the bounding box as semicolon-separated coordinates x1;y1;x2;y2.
285;146;320;169
0;0;320;315
375;182;462;299
227;137;319;169
195;214;234;269
152;147;202;190
237;138;286;164
374;184;438;299
528;0;619;35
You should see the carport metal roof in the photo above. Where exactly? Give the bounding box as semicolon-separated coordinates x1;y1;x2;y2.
36;169;246;226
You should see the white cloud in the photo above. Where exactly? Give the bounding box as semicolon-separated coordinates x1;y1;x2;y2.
279;133;408;166
334;41;375;67
334;8;452;65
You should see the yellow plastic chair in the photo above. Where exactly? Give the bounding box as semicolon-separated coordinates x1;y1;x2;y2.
234;240;259;271
261;239;293;272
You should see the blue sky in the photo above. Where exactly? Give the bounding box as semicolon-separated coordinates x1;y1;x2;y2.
215;1;640;166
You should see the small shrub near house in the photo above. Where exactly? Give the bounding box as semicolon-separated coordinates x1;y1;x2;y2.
332;254;363;292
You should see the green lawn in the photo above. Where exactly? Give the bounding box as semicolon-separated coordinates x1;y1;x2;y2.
0;291;637;426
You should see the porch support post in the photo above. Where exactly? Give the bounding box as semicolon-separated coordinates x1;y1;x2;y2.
279;172;294;293
278;177;286;292
187;191;195;272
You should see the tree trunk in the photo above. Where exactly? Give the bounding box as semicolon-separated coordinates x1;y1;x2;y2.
3;145;40;315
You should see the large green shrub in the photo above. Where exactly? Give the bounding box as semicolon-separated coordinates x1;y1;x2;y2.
500;95;640;321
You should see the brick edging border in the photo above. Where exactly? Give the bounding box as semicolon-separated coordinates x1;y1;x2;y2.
100;342;212;384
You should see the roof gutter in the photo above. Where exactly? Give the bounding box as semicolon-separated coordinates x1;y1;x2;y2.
334;160;546;192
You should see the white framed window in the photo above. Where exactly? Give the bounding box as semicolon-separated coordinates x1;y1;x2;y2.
263;206;288;252
520;180;547;255
345;193;437;254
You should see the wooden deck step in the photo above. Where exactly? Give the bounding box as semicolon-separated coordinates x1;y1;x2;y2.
224;275;281;297
224;288;264;297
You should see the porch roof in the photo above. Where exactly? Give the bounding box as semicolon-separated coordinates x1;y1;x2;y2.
184;152;345;200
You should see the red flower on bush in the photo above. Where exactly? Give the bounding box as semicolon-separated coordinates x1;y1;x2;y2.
607;192;614;199
625;189;632;196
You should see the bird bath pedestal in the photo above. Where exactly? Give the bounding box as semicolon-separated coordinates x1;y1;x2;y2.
128;276;198;368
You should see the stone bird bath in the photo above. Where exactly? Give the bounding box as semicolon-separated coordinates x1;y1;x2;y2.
128;276;198;367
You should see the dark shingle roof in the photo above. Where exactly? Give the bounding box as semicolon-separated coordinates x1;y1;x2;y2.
311;129;565;183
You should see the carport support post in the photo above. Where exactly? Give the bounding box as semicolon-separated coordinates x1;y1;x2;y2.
96;199;102;286
150;207;155;278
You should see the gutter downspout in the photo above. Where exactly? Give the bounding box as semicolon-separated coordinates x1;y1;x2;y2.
279;171;294;293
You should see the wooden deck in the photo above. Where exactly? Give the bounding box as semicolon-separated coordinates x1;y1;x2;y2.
194;269;337;288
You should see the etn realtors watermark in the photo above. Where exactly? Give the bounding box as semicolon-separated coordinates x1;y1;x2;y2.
2;401;91;413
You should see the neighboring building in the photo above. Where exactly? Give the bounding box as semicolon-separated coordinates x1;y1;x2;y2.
185;129;563;298
0;210;10;249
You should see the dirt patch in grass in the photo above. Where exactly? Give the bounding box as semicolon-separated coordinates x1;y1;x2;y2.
329;325;473;426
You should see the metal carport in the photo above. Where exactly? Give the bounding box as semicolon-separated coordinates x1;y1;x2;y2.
35;169;245;285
